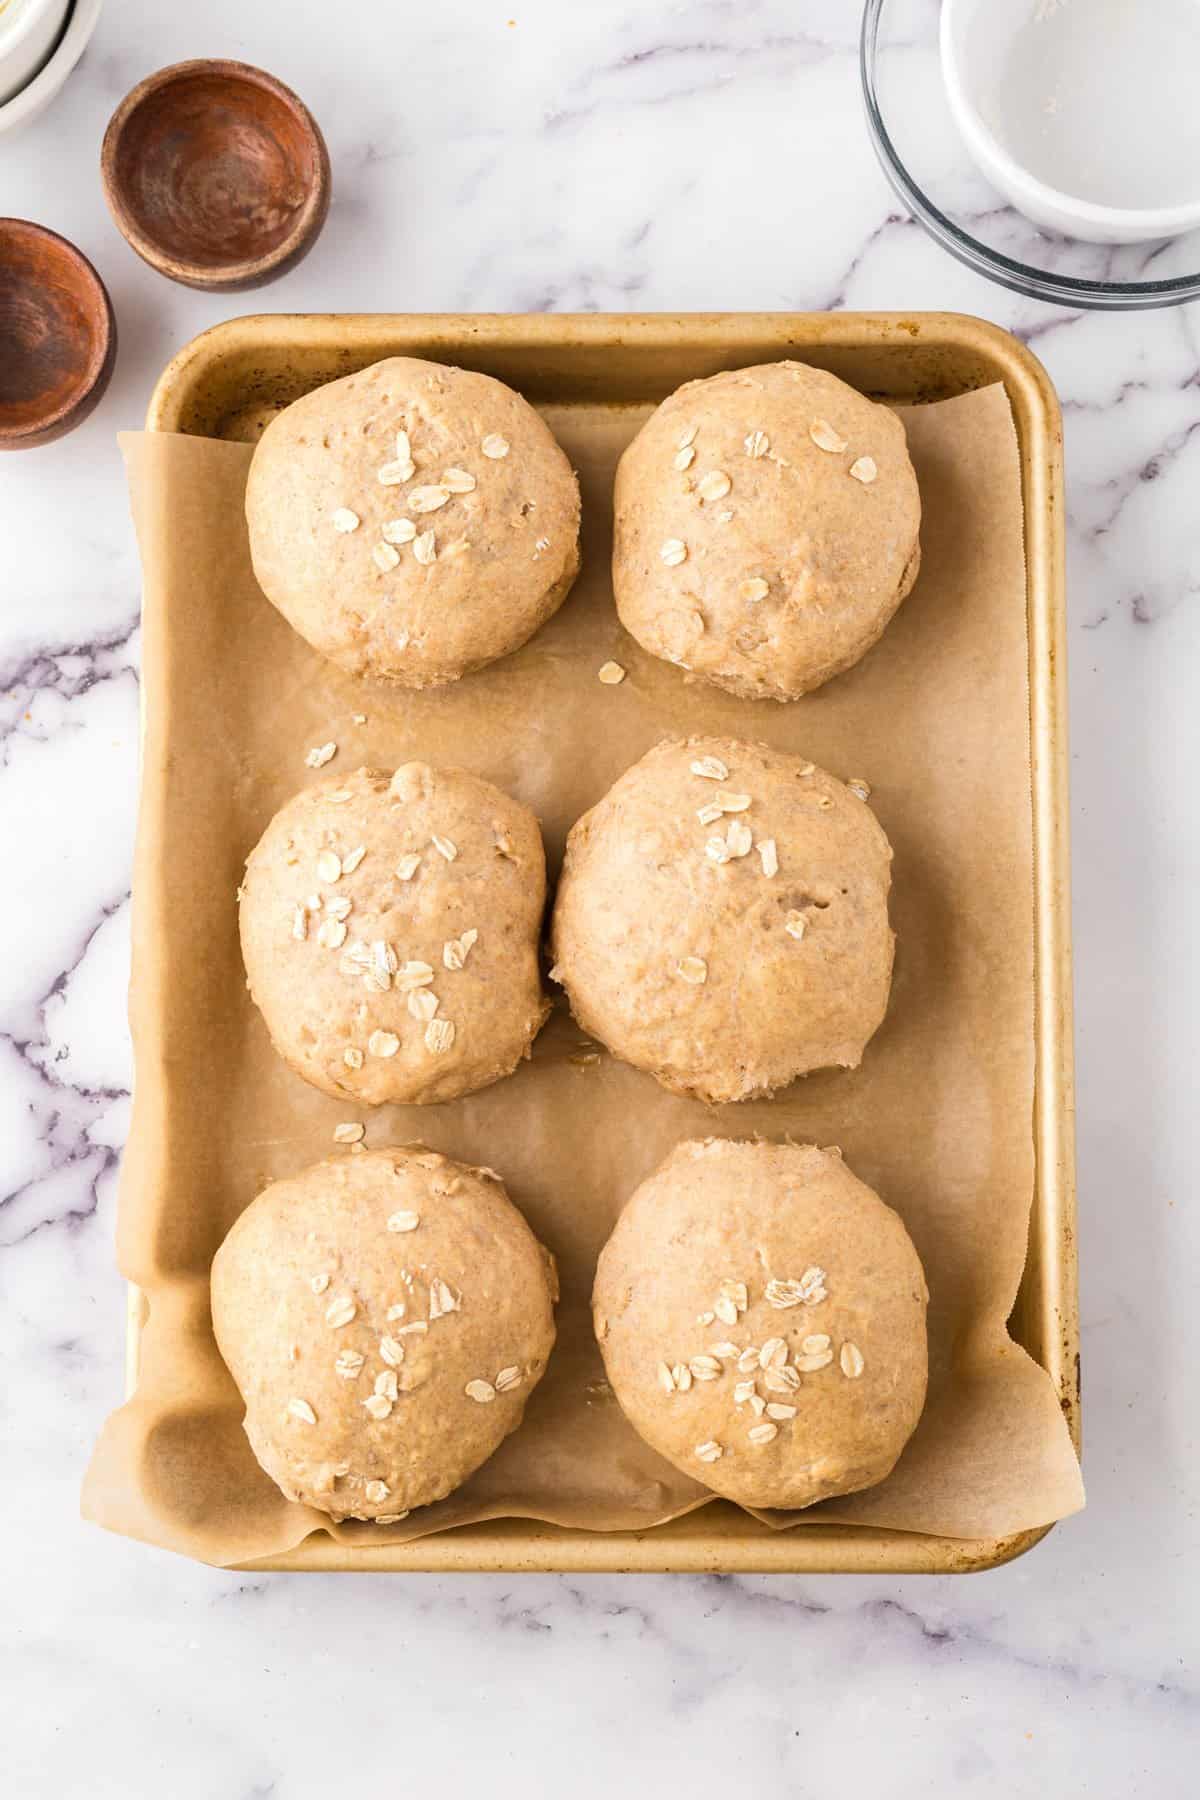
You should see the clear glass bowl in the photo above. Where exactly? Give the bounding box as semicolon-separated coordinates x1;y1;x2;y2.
861;0;1200;310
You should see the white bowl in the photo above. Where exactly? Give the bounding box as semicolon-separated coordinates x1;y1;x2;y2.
0;0;102;135
941;0;1200;246
0;0;71;105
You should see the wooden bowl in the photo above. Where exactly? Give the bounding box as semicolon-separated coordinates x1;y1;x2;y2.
0;218;116;450
100;59;331;291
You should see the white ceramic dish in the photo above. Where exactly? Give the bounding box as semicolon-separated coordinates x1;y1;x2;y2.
0;0;101;136
0;0;70;105
941;0;1200;246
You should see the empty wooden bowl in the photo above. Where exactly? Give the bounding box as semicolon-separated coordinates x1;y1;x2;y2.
0;218;116;450
100;59;331;290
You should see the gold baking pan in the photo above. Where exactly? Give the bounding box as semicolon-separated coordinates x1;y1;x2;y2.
132;311;1077;1574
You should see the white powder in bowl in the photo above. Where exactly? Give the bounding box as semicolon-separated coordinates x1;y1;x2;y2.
979;0;1200;211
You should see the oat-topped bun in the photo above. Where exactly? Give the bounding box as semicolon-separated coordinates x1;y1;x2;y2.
239;763;551;1105
212;1147;558;1521
593;1139;928;1509
549;736;894;1103
613;361;920;700
245;356;581;688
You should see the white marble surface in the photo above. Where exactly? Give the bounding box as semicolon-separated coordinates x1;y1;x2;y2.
2;2;1197;1793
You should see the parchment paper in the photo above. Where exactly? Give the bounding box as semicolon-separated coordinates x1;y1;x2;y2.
83;383;1084;1565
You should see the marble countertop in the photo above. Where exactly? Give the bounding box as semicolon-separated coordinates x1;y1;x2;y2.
3;2;1196;1793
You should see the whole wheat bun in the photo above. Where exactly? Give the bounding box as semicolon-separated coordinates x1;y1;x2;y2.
592;1138;928;1510
549;736;894;1103
239;763;550;1106
246;356;580;688
212;1146;558;1520
613;360;920;700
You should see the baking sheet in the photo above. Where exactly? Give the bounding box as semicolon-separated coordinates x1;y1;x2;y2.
83;381;1084;1565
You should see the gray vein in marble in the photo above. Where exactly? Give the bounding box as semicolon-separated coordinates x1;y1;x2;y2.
0;890;129;1246
1077;414;1200;611
0;621;140;746
544;21;842;131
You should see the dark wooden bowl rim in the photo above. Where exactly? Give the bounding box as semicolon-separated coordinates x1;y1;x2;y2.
100;58;330;288
0;218;115;446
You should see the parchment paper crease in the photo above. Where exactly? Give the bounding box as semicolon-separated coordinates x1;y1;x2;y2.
83;382;1084;1565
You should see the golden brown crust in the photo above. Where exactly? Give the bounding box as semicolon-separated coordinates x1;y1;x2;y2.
592;1138;928;1510
613;361;920;701
239;763;551;1105
246;356;581;688
549;736;894;1103
212;1147;557;1519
